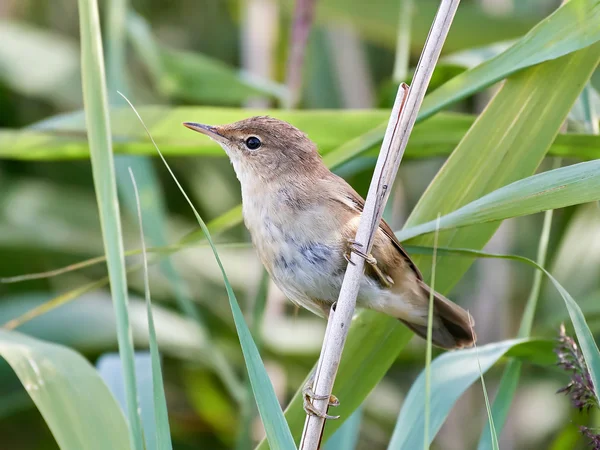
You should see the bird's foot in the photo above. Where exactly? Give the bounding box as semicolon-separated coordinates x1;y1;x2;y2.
302;383;340;420
344;239;377;266
344;240;394;288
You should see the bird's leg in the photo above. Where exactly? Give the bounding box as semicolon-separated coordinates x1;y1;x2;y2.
345;239;394;288
302;369;340;420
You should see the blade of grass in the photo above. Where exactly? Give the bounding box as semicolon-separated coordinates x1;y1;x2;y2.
105;0;245;405
130;168;173;450
0;242;253;331
424;216;440;449
119;92;295;449
474;340;499;450
398;159;600;242
236;269;270;450
3;276;109;330
77;0;143;447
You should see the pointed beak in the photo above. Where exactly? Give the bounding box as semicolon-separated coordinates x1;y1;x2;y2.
183;122;226;141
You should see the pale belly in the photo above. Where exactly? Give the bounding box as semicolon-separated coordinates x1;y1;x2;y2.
262;235;386;317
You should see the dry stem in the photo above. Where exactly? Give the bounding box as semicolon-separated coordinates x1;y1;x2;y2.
299;1;462;448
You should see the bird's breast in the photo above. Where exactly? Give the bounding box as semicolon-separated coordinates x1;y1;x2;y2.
242;191;346;303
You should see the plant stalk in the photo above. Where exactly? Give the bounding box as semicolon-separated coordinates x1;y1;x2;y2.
299;1;461;448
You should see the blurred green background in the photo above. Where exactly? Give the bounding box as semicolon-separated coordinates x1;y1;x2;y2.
0;0;599;449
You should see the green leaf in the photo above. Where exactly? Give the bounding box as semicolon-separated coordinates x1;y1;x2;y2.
130;168;173;450
387;339;545;450
0;330;132;450
1;108;389;159
397;160;600;241
77;0;144;447
419;0;600;121
3;110;599;160
405;43;600;290
236;270;270;450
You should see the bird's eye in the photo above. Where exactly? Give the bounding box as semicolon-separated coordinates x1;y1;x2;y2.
245;136;262;150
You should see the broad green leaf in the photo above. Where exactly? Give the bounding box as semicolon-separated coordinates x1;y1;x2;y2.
406;43;600;289
0;330;132;450
2;110;599;160
419;0;600;120
3;0;599;162
258;38;600;450
1;108;389;159
78;0;144;447
397;160;600;241
387;340;545;450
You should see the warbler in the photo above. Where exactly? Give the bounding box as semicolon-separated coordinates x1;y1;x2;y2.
183;117;475;350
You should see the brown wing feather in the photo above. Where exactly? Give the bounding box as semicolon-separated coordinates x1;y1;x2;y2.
335;181;423;281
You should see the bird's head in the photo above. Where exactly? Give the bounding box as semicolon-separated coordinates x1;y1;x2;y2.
183;116;323;184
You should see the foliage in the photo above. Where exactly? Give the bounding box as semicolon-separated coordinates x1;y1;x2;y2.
0;1;599;449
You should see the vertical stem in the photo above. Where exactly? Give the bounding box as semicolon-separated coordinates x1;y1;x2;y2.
77;0;144;448
242;0;280;108
285;0;317;109
393;0;414;83
299;2;461;448
105;0;129;100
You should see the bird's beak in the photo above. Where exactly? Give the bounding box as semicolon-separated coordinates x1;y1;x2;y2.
183;122;227;142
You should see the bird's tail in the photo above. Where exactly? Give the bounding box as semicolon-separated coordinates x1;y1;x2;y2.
399;279;476;350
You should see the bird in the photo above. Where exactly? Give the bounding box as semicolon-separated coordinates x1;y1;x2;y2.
183;116;475;415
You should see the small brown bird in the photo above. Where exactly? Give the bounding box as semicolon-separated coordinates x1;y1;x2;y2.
183;117;475;350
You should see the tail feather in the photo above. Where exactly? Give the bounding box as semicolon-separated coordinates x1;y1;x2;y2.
400;280;476;350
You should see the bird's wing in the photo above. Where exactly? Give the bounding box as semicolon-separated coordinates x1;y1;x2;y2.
328;174;423;281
